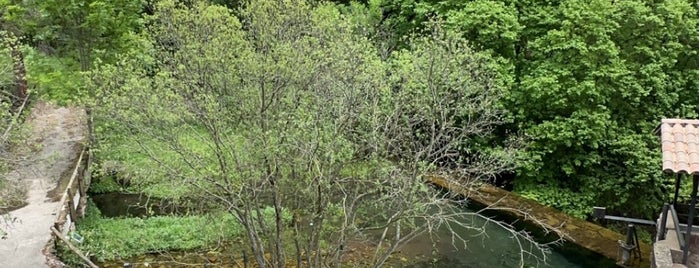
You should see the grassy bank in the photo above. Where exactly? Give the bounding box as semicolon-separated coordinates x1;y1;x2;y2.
64;203;244;263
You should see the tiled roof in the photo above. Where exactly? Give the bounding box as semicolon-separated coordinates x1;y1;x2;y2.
660;119;699;174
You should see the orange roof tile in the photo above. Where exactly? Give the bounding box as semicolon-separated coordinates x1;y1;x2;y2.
660;119;699;174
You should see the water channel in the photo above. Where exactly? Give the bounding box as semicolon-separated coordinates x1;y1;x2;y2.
92;193;617;267
400;211;617;268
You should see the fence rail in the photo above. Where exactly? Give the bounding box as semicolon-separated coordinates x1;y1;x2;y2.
52;148;90;235
49;110;96;267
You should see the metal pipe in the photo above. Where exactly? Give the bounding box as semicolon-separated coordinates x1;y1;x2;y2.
603;215;656;226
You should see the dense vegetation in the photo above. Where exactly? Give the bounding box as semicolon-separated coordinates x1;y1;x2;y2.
380;0;699;218
0;0;697;265
0;13;30;215
88;1;525;266
70;204;245;262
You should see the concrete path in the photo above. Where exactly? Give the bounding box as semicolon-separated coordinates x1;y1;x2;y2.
0;102;86;268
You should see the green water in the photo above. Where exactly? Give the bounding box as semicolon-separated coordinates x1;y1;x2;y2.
399;212;617;268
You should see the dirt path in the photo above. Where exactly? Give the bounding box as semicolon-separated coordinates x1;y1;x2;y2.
0;101;86;268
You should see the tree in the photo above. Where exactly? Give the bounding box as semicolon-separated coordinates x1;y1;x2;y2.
0;30;28;239
90;0;550;267
379;0;699;218
510;0;697;217
1;0;144;69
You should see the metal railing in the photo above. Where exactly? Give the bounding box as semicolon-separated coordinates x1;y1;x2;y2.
671;204;685;250
658;203;686;250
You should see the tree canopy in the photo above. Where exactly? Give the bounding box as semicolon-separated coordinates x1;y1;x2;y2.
2;0;698;264
381;0;698;218
88;0;529;266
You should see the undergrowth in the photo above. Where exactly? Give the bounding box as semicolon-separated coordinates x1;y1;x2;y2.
65;201;244;263
92;123;217;199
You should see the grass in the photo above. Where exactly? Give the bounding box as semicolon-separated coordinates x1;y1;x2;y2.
73;201;244;262
93;119;227;199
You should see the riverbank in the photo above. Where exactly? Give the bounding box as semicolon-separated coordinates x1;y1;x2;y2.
427;175;652;268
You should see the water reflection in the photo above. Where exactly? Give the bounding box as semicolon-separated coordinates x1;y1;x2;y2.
399;212;599;268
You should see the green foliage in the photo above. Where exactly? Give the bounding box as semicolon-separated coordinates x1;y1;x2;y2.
518;183;596;219
381;0;699;218
0;43;13;141
93;123;225;198
0;46;12;87
0;41;26;211
2;0;145;67
1;0;146;105
74;203;244;261
89;0;513;266
255;206;293;227
444;0;522;58
87;175;124;194
23;48;85;104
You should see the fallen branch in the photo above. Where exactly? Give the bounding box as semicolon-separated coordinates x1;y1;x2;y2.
50;226;98;268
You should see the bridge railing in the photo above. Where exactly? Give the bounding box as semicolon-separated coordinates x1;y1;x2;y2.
52;146;91;235
48;111;97;267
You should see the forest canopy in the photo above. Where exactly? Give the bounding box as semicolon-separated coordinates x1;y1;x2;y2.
0;0;697;256
381;0;698;218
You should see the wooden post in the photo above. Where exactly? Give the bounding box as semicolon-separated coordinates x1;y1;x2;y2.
67;189;77;224
85;149;93;186
53;222;61;250
77;169;85;197
76;173;85;219
50;227;99;268
79;149;92;217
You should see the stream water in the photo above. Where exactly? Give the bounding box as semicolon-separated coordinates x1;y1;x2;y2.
399;212;617;268
91;193;617;267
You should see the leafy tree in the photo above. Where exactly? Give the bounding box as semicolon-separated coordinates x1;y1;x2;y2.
0;0;144;104
511;0;697;217
379;0;699;218
2;0;144;69
89;0;544;267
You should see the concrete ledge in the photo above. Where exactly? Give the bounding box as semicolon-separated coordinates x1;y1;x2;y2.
655;242;677;268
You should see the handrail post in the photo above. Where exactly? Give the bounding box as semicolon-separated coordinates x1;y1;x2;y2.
658;203;670;241
682;175;699;264
671;205;685;249
674;174;682;206
67;189;77;224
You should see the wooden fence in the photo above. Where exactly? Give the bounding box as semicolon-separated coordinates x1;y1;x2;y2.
52;147;91;235
49;110;98;267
